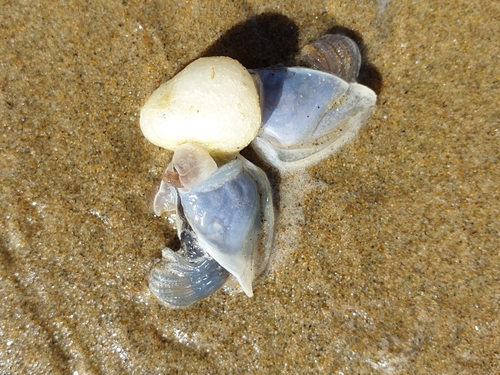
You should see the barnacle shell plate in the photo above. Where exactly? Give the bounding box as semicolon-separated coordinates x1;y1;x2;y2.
140;57;261;155
178;157;272;297
149;145;274;306
300;34;362;82
250;66;376;171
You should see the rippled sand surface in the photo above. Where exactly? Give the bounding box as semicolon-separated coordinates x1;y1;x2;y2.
1;0;498;373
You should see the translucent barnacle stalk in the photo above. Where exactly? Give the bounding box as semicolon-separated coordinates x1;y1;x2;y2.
153;143;217;216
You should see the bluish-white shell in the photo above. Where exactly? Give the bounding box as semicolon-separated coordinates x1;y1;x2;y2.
149;144;274;307
250;66;376;171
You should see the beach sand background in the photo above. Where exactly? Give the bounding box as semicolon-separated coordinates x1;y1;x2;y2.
1;0;498;373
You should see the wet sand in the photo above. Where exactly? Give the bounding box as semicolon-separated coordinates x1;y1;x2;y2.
1;0;499;373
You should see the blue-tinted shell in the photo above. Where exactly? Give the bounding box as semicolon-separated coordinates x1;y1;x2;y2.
250;66;376;171
149;149;274;307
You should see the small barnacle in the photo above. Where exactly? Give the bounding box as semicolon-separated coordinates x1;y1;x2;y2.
300;33;362;82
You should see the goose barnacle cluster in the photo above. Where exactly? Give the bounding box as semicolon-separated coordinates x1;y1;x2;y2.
140;34;377;307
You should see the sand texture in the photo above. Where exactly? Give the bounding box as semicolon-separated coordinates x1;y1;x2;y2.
1;0;499;373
